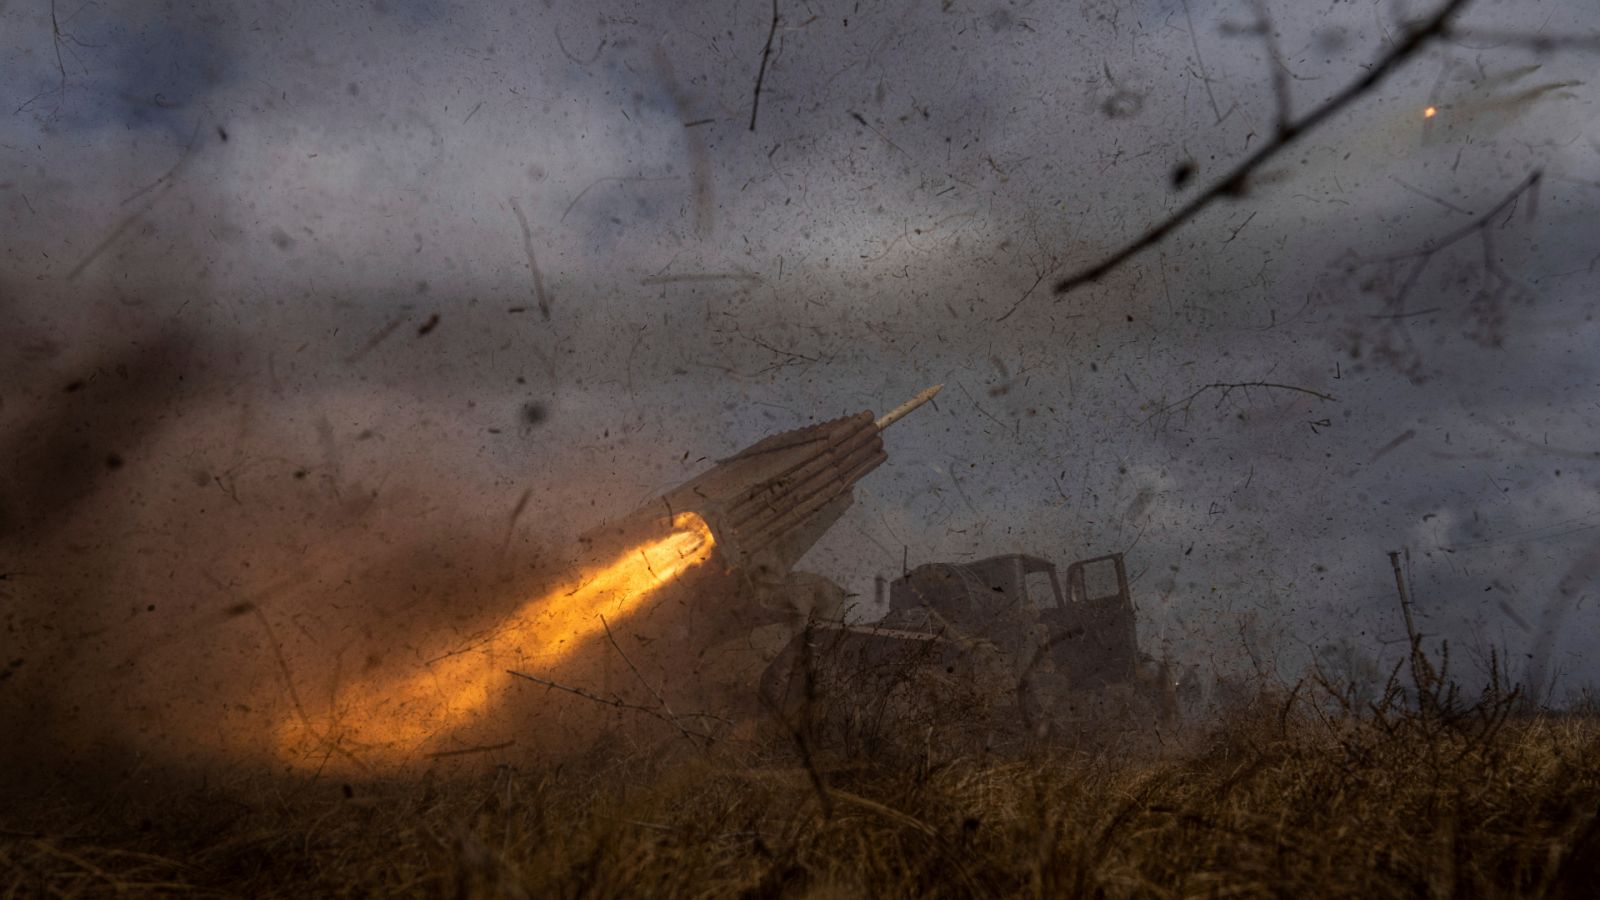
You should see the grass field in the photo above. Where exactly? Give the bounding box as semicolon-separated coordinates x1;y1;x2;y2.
5;676;1599;898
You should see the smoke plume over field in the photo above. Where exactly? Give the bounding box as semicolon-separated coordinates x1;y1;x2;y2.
2;0;1599;791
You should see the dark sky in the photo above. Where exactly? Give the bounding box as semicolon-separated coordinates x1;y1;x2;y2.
2;0;1597;769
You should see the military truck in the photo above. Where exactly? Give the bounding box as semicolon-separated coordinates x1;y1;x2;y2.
755;551;1178;754
571;385;1176;749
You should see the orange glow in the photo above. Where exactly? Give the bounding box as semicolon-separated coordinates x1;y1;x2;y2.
1423;106;1437;119
275;512;715;768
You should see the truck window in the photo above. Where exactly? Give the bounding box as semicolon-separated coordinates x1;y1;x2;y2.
1025;570;1060;609
1081;559;1122;603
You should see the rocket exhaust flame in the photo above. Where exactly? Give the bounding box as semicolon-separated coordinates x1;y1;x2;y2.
273;387;938;770
275;512;715;769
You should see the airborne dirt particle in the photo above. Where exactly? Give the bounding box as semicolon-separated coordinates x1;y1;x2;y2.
1102;90;1144;119
1171;160;1196;189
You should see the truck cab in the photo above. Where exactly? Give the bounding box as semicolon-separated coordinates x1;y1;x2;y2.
887;553;1139;688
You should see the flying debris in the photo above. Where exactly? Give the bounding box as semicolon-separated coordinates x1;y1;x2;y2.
277;382;1175;769
275;386;943;769
274;512;718;768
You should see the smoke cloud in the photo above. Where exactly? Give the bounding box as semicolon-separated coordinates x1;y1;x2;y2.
2;0;1598;785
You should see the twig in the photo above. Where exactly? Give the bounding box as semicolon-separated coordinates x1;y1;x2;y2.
747;335;818;363
345;315;406;364
425;740;516;759
560;175;677;223
1389;548;1436;706
119;119;205;207
848;110;913;160
1248;0;1293;135
1368;429;1417;463
254;608;314;744
14;0;75;115
994;269;1047;322
505;670;721;744
1181;0;1225;125
1222;210;1258;244
956;381;1012;433
756;622;836;819
827;787;938;836
640;271;762;285
748;0;780;132
1484;420;1600;462
1053;0;1473;297
553;23;605;65
1365;171;1541;265
508;197;552;321
499;487;534;558
67;120;204;281
654;47;713;237
1367;307;1441;320
1389;176;1473;215
1344;170;1541;373
253;608;370;774
597;614;707;748
1442;28;1600;52
50;1;69;102
1148;381;1338;427
1389;550;1420;647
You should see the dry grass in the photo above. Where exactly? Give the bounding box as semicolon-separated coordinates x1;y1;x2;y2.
4;686;1599;899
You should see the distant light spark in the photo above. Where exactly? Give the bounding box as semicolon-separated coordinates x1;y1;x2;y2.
1423;106;1438;119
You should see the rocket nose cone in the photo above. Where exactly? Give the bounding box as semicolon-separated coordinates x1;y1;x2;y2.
876;384;943;430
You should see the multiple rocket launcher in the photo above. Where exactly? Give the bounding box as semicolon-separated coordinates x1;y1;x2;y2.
581;384;942;588
570;385;944;702
276;386;946;767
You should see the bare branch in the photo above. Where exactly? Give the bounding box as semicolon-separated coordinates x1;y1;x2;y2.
994;268;1048;323
1484;420;1600;462
1180;0;1225;125
553;23;605;65
1339;170;1542;376
1053;0;1473;298
1364;171;1541;265
509;197;552;321
560;174;678;223
1388;176;1474;215
597;614;707;749
506;669;724;745
1441;28;1600;52
1249;0;1293;135
425;740;517;759
66;120;206;281
748;0;780;132
1149;381;1339;429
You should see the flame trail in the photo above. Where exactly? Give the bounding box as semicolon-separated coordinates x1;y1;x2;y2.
274;512;715;769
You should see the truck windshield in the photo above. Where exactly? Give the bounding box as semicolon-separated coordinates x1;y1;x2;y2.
1025;570;1061;609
